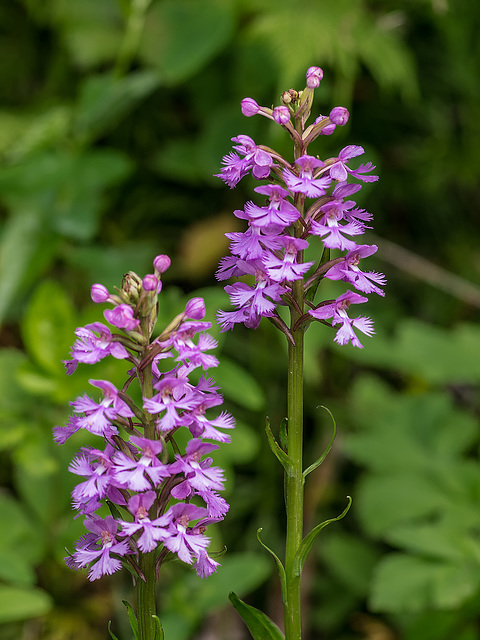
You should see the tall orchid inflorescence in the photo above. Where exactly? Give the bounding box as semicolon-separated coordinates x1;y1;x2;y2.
216;66;385;347
55;255;233;640
216;68;385;640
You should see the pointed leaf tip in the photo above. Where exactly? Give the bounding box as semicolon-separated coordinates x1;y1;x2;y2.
229;592;285;640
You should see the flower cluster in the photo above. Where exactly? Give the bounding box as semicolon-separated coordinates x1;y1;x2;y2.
55;256;233;581
216;67;385;347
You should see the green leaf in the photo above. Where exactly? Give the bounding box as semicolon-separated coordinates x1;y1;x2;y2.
0;349;28;413
265;417;292;471
140;0;235;84
152;615;164;640
356;473;448;537
321;532;381;598
74;71;161;141
293;497;352;578
229;592;285;640
108;621;120;640
21;279;76;375
122;600;139;640
0;586;53;623
370;553;480;613
303;405;336;479
0;208;58;325
256;528;287;600
214;356;266;411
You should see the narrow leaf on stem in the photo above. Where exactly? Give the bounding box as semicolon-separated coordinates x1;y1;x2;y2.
302;405;337;481
265;417;293;471
292;497;352;578
257;528;287;602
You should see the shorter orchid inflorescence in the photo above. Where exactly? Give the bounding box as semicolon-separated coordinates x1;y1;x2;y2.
216;66;385;348
55;255;232;590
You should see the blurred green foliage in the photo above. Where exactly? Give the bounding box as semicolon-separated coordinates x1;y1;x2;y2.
1;0;480;638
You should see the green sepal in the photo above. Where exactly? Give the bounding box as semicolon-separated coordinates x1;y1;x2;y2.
152;615;164;640
293;496;352;578
305;246;330;303
107;621;120;640
256;528;287;603
122;600;139;640
302;406;337;481
265;417;293;472
229;591;285;640
106;499;124;520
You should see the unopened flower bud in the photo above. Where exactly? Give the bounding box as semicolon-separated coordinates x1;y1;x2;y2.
241;98;260;117
143;274;159;292
91;284;110;303
185;297;206;320
320;123;336;135
281;89;298;106
153;254;171;275
306;66;323;88
273;106;291;125
329;106;349;125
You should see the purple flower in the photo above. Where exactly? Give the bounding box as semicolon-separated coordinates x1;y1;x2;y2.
69;444;118;512
245;184;300;231
113;436;170;491
309;291;375;348
143;376;196;432
325;244;386;296
215;135;273;187
64;322;129;373
309;200;365;251
104;304;140;330
119;492;168;553
283;156;332;197
71;515;130;581
329;145;378;183
70;380;134;437
262;236;315;282
154;503;212;567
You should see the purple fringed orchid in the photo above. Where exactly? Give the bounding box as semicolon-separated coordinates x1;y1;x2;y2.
216;68;384;348
56;256;233;585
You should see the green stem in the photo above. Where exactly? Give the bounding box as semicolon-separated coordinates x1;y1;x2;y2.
136;319;158;639
137;551;157;640
284;278;305;640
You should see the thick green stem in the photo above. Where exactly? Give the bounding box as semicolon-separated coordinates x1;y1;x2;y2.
137;551;157;640
284;279;305;640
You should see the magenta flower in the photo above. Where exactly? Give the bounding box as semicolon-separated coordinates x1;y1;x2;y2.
262;236;314;282
71;515;130;581
325;244;386;296
329;145;378;182
309;291;375;348
283;155;332;197
119;492;168;553
64;322;129;373
104;304;140;330
113;436;170;491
